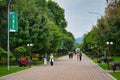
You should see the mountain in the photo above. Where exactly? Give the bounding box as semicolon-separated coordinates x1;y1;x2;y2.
75;37;83;44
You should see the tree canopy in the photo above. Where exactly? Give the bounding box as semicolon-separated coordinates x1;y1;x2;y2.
0;0;75;59
82;0;120;56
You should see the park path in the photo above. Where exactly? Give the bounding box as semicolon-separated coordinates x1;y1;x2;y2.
0;54;116;80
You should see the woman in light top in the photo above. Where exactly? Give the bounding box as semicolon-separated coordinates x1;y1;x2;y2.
49;54;54;66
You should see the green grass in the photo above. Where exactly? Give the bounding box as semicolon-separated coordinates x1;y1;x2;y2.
0;60;45;77
113;57;120;62
98;63;109;70
0;56;58;77
31;61;44;66
91;57;120;80
0;66;28;77
92;58;109;70
92;58;98;63
110;72;120;80
92;56;120;70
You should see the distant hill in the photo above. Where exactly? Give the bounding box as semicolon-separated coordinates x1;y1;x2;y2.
75;37;83;44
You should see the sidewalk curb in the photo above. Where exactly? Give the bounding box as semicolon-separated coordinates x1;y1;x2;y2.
85;55;117;80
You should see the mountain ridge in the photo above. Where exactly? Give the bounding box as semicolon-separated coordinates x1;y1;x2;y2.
75;37;83;44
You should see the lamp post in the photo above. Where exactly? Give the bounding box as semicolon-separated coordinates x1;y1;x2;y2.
106;41;113;57
88;12;100;19
1;0;16;70
106;41;113;69
7;0;12;70
0;0;9;70
27;43;33;67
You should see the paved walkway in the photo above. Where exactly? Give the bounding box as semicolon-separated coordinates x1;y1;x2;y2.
0;54;116;80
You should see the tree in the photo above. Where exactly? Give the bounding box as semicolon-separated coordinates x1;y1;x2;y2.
15;46;26;58
83;0;120;56
0;0;75;59
0;1;8;50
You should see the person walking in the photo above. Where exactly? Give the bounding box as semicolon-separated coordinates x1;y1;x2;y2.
79;51;82;61
68;51;71;59
49;54;54;66
76;52;82;61
44;53;48;66
77;53;80;61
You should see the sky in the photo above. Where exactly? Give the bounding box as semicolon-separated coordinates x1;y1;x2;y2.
54;0;107;38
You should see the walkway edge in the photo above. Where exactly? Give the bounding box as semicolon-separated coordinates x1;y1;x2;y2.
85;55;117;80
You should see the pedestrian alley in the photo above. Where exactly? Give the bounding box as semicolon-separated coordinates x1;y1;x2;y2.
0;54;116;80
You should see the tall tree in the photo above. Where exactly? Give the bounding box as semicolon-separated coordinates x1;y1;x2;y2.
0;0;75;58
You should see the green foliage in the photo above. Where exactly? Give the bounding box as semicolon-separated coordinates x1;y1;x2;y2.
47;0;67;28
15;46;26;54
0;47;7;57
0;0;7;6
83;0;120;56
0;0;75;60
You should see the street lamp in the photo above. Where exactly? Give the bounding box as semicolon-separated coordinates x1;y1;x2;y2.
106;41;113;57
88;12;100;19
1;0;13;70
7;0;12;70
27;43;33;67
106;41;113;69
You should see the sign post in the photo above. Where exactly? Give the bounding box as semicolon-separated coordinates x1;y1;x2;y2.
7;11;18;70
9;12;18;32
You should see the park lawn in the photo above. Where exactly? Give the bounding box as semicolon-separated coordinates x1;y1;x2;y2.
92;58;108;70
92;56;120;70
98;63;108;70
0;60;45;77
113;57;120;62
110;72;120;80
0;66;28;77
92;56;120;80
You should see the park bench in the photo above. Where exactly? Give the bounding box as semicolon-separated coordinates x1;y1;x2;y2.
111;62;120;72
